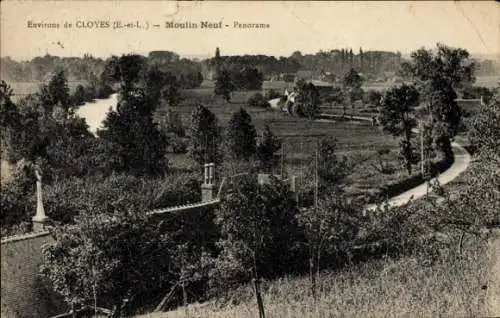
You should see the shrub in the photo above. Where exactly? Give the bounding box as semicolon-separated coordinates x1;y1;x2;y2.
38;172;202;225
248;92;270;108
0;166;35;235
170;137;188;154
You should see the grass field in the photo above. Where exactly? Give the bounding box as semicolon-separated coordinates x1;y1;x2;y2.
166;86;429;202
139;234;490;318
6;81;87;102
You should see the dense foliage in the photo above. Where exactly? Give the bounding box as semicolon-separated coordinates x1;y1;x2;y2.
226;108;257;161
294;80;321;118
401;44;475;161
378;84;420;175
256;125;282;172
189;104;222;164
214;69;235;102
211;176;301;285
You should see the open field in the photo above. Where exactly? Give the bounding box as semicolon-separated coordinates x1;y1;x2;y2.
164;87;434;202
475;75;500;88
139;234;490;318
5;81;88;102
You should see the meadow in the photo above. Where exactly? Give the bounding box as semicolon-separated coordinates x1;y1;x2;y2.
139;232;491;318
7;81;87;102
165;84;435;203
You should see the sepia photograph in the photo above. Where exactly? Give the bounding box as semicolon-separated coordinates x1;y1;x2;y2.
1;1;499;317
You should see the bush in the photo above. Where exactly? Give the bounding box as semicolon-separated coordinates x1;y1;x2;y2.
170;137;188;154
0;166;35;235
36;172;202;225
248;92;270;108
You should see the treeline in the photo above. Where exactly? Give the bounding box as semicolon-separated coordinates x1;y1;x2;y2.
0;54;107;82
0;51;204;89
202;48;404;81
202;54;301;78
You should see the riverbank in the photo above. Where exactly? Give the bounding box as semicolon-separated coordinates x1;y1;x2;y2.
75;93;118;134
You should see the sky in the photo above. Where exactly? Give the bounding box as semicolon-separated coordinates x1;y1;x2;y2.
1;1;499;60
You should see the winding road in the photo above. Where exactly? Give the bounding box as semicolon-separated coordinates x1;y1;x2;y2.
363;141;471;211
311;113;472;212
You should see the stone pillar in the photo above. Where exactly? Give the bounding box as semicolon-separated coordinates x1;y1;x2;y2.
289;175;296;192
32;168;49;232
204;163;209;184
201;163;215;202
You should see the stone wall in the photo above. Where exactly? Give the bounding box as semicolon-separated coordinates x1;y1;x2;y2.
1;232;67;318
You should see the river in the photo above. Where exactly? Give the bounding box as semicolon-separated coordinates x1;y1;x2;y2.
76;93;118;134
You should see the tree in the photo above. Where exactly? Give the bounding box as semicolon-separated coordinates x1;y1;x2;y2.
296;193;359;298
359;47;364;71
163;82;183;108
40;200;173;314
232;67;264;90
0;81;22;162
214;69;235;102
467;92;500;163
226;108;257;161
212;176;300;316
425;95;500;254
248;92;270;108
364;90;383;107
98;90;168;175
2;75;98;179
97;54;170;175
39;70;71;113
348;48;354;69
316;138;349;193
105;54;147;91
256;125;282;172
214;47;221;78
143;66;171;113
71;84;87;106
342;68;363;111
401;44;475;160
295;80;321;118
189;104;221;164
378;84;420;175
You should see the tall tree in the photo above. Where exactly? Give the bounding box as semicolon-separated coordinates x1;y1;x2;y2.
295;79;321;118
214;47;221;79
213;176;300;315
359;47;364;71
468;92;500;163
296;193;359;299
342;68;363;111
189;104;221;164
214;69;235;102
348;48;354;69
378;84;420;175
98;89;168;175
40;200;173;315
98;55;168;175
40;70;71;113
401;44;475;160
256;125;282;172
0;81;22;163
316;138;348;193
105;54;147;91
226;108;257;161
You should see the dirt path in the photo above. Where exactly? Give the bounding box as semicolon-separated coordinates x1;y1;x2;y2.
486;229;500;316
